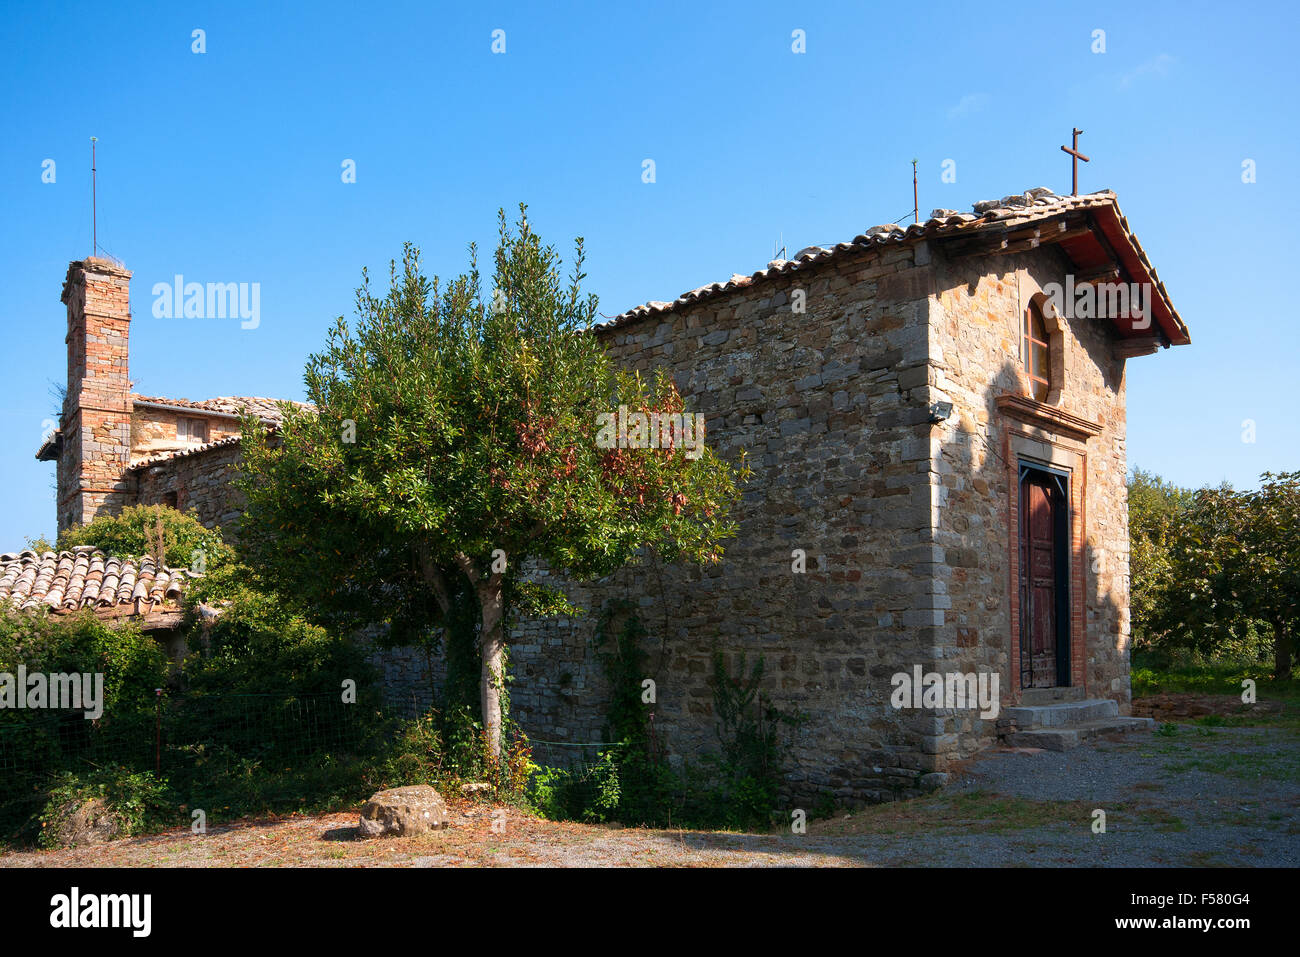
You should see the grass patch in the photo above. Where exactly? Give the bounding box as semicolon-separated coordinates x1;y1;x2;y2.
1132;654;1300;731
1189;710;1300;732
1130;654;1292;696
1164;749;1300;785
1134;806;1188;832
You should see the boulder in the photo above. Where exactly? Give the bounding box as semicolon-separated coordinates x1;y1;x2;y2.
919;772;950;792
45;797;125;847
358;785;450;838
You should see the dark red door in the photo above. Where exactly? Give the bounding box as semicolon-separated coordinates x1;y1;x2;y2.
1019;469;1068;688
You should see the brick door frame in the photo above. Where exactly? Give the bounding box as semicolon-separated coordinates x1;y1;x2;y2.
1003;424;1089;700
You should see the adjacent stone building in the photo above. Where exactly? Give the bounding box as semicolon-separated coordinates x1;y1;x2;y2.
34;187;1189;804
36;258;307;536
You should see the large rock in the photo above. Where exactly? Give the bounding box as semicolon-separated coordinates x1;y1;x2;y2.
45;797;125;848
358;785;451;838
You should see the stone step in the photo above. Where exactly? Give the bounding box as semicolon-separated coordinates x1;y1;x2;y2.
1019;686;1086;705
1004;716;1155;751
1005;698;1119;730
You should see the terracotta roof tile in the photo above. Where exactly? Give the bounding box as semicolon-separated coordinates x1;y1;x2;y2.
126;434;245;471
124;395;315;470
130;394;313;423
595;187;1188;345
0;546;187;615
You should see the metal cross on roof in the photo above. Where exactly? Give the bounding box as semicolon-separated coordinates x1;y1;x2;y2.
1060;128;1090;196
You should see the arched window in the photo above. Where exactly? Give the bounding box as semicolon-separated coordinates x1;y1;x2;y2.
1022;301;1051;401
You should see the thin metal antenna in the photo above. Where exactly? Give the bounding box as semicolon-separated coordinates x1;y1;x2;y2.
912;159;919;224
90;137;98;256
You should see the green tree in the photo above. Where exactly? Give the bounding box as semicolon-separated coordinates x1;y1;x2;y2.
1126;469;1192;650
237;208;749;755
1160;472;1300;678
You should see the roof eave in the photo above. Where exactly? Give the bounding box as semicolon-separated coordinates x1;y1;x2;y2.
595;190;1189;348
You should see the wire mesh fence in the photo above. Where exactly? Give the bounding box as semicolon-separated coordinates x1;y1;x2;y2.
0;690;640;841
527;737;620;770
0;690;388;838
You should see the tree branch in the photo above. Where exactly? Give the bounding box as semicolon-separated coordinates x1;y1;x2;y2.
454;551;480;585
416;541;453;615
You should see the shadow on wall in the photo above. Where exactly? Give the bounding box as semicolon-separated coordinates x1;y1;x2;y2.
935;358;1129;745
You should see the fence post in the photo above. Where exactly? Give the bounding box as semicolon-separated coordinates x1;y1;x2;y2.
154;688;163;775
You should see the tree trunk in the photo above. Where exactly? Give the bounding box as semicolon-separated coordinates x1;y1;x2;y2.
455;552;506;762
478;579;506;760
1273;621;1293;681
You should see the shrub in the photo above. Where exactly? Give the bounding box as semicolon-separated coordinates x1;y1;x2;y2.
57;504;234;572
528;751;621;823
180;581;376;699
0;608;168;719
698;651;801;829
38;767;175;848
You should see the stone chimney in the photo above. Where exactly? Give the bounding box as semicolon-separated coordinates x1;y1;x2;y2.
56;257;133;533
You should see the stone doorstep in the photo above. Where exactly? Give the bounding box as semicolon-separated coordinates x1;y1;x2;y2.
1005;698;1120;729
1003;716;1155;752
1018;686;1087;706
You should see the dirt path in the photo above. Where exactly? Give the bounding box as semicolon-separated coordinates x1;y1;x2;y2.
4;724;1296;867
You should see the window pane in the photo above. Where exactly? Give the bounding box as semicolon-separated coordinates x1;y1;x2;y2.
1033;343;1049;379
178;418;208;443
1030;306;1047;341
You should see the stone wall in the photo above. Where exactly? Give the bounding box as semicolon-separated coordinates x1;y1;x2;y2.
927;245;1132;724
496;236;1133;804
130;409;239;464
506;242;949;806
133;443;246;538
353;626;441;719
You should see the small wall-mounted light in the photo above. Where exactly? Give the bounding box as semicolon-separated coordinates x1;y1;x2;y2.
928;401;954;424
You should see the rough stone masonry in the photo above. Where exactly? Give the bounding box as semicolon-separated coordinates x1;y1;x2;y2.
40;189;1189;808
499;188;1188;807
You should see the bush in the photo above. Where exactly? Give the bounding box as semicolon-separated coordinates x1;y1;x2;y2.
180;581;376;699
38;767;175;848
57;504;235;572
0;608;168;720
528;751;621;823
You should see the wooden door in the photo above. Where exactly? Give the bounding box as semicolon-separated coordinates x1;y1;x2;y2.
1019;468;1069;688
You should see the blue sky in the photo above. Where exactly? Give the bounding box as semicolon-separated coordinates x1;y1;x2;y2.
1;0;1297;551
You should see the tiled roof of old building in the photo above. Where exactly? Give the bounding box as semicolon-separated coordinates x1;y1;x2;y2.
596;187;1189;346
124;395;317;470
0;546;186;615
126;434;245;471
130;394;314;423
122;395;315;470
34;395;315;463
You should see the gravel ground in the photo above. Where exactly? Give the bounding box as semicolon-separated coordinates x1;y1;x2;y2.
3;722;1296;867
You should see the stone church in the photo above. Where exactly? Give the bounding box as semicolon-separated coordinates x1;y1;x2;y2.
33;186;1188;804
